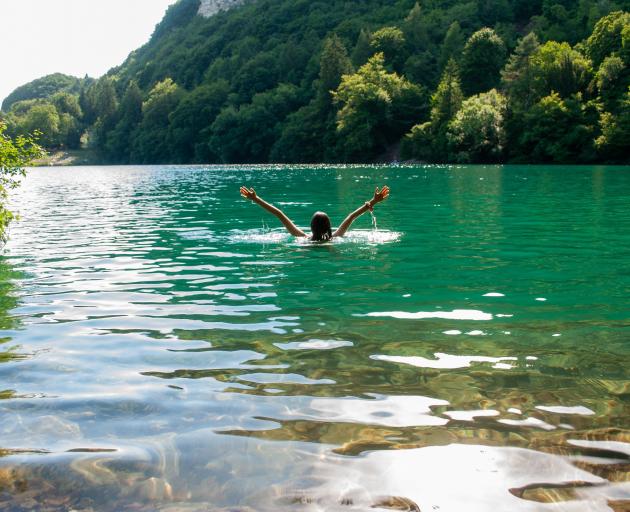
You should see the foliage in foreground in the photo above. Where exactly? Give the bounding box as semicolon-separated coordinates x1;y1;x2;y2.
0;123;44;242
1;1;629;164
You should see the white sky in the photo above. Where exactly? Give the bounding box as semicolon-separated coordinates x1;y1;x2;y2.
0;0;179;106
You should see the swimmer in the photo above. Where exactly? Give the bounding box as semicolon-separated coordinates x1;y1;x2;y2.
239;185;390;241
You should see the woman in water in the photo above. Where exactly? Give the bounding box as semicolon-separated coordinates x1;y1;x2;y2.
239;185;390;241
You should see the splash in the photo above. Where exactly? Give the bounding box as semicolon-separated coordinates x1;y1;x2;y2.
228;228;291;244
369;209;378;231
229;228;401;245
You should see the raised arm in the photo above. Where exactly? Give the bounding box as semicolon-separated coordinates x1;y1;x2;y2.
333;186;390;238
240;187;307;237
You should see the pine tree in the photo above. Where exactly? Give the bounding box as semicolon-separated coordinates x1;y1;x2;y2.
404;2;429;50
318;35;353;102
351;29;373;67
104;81;143;162
501;32;541;109
430;58;464;159
431;59;464;129
439;22;465;70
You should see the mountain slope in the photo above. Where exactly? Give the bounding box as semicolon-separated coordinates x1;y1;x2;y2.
3;0;629;164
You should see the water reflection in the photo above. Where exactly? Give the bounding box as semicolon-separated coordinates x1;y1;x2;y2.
0;257;33;406
0;165;628;510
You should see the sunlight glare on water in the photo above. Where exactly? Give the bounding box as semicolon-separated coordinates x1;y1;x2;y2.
0;164;629;511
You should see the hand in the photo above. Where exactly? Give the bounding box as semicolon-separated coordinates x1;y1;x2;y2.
370;185;390;207
240;186;257;201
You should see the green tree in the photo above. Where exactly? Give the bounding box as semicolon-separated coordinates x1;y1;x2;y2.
270;102;328;163
501;32;542;160
370;26;407;71
431;58;465;157
49;92;84;149
318;35;354;102
596;55;628;108
532;2;577;43
404;51;439;89
3;92;83;150
210;84;303;163
51;92;82;119
403;2;429;50
517;92;598;163
22;104;60;148
272;35;353;163
403;6;439;87
503;37;593;161
400;122;434;162
1;73;83;112
447;89;508;163
57;113;82;149
501;32;541;109
94;78;118;121
104;81;143;162
585;11;630;67
5;99;40;118
233;52;279;101
351;29;373;67
131;78;184;163
333;53;428;161
478;0;513;26
152;0;200;39
460;28;507;96
0;123;44;242
79;81;98;126
439;22;465;69
431;59;464;128
401;58;463;162
92;78;119;152
167;81;230;163
530;41;593;99
513;0;543;20
595;87;630;163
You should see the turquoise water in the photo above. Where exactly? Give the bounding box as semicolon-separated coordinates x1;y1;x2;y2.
0;165;629;511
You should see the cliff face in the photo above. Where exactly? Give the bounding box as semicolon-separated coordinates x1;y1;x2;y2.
197;0;246;17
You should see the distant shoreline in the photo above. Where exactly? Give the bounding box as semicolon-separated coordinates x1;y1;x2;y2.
31;149;98;167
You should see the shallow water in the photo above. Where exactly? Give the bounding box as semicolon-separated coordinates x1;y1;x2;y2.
0;164;629;511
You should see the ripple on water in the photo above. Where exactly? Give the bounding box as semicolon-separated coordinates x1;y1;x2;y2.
290;394;449;427
0;165;629;511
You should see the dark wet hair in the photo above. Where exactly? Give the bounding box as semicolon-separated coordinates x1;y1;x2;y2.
310;211;332;241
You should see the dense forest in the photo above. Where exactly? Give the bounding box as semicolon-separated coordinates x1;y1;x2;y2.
1;0;629;164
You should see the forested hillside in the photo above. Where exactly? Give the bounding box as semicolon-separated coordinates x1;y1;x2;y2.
2;0;629;164
1;73;88;112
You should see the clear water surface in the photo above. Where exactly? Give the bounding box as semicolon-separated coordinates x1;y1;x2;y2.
0;165;629;511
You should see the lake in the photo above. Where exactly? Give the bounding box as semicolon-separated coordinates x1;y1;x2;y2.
0;164;629;511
